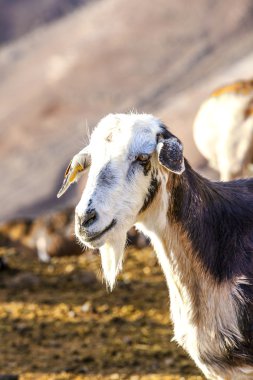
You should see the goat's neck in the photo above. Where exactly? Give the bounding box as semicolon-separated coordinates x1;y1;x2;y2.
137;163;249;377
136;162;220;319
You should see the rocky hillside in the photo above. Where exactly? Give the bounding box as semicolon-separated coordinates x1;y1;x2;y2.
0;0;94;45
1;0;253;221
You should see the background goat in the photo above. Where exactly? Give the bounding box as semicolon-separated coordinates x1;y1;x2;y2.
193;79;253;180
58;113;253;380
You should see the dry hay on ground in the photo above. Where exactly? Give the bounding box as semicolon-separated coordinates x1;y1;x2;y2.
0;246;203;380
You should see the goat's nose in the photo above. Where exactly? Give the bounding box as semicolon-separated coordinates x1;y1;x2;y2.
80;210;97;228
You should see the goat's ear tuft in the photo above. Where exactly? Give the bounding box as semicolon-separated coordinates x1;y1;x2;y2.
57;148;91;198
157;136;185;174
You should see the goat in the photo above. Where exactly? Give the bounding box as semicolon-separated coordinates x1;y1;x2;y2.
58;113;253;379
193;79;253;181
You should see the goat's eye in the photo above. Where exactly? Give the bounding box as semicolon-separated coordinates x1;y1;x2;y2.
136;154;151;162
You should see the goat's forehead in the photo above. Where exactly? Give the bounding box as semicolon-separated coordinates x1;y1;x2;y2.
90;114;161;155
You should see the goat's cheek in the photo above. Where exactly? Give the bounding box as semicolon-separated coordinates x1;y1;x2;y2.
133;174;152;209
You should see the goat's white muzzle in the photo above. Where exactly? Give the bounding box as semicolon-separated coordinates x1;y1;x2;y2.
75;207;117;249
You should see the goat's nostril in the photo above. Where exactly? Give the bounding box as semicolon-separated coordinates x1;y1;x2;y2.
81;210;97;228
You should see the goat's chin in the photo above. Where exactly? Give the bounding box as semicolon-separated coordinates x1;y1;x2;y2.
75;231;107;249
99;233;127;291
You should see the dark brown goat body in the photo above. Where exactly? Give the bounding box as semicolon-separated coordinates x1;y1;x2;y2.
167;161;253;371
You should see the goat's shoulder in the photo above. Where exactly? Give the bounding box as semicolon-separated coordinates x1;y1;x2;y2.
170;166;253;281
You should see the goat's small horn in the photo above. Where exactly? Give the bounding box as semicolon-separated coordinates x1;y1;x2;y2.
57;178;70;198
57;162;83;198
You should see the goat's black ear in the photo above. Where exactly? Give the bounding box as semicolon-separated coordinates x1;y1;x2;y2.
157;134;185;174
57;148;91;198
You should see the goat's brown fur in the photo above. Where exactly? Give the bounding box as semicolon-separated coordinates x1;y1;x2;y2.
144;161;253;379
211;79;253;97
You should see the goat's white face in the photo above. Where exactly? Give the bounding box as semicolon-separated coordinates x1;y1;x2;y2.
58;113;185;289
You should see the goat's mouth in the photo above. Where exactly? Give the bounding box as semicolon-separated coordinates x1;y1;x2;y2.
83;219;117;243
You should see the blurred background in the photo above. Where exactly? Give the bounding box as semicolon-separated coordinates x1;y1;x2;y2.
1;0;253;221
0;0;253;379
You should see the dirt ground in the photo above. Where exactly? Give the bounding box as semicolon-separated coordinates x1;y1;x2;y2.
0;245;203;380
